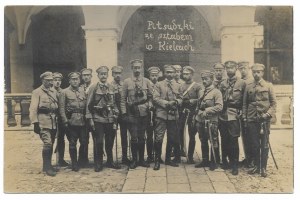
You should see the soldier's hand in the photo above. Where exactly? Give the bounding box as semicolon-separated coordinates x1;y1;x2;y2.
169;100;177;107
33;122;40;134
89;119;95;131
202;111;207;118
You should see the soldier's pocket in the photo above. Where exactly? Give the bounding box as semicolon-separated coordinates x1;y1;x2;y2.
232;88;242;99
256;88;269;101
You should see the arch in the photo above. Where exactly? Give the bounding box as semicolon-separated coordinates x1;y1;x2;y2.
117;6;222;43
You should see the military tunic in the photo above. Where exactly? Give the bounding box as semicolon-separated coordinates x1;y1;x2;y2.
59;86;87;156
120;76;153;143
30;85;58;147
153;79;183;158
242;79;276;170
86;81;119;167
179;80;202;160
218;76;246;168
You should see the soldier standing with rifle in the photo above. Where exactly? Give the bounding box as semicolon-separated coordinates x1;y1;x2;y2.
59;72;87;172
152;65;183;170
146;66;160;163
79;68;93;167
238;61;255;168
86;66;120;171
53;72;69;167
194;70;223;170
30;71;59;176
243;63;276;177
219;61;246;175
120;59;153;169
180;66;202;164
111;66;130;165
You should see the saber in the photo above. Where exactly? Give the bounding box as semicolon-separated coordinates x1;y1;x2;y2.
262;122;278;170
183;109;190;163
237;114;247;162
206;120;216;164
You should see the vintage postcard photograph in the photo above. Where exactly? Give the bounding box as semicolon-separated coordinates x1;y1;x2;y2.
3;3;294;194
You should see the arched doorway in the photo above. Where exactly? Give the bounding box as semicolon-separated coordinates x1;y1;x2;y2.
118;6;221;81
31;6;86;88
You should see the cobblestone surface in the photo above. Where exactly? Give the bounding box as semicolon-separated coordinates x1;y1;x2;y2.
4;129;293;193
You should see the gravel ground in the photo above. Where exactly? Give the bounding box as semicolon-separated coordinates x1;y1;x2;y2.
3;129;293;193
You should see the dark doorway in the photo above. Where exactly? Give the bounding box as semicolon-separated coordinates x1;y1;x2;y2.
31;6;86;88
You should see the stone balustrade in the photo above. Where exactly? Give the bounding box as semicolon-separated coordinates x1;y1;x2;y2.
4;87;293;130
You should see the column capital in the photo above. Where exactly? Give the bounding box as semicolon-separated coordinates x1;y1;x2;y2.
81;26;119;39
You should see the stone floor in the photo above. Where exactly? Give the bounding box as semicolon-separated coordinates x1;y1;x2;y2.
4;128;294;193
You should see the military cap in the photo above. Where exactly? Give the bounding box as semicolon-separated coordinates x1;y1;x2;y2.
164;64;176;72
112;66;123;73
67;72;80;79
224;60;238;68
130;59;143;66
96;66;109;73
173;65;182;71
213;63;225;69
251;63;265;71
40;71;53;80
238;61;250;68
80;68;93;75
148;66;160;74
201;70;214;78
183;66;195;73
53;72;63;79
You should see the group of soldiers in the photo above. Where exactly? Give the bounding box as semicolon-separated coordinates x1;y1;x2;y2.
29;59;276;178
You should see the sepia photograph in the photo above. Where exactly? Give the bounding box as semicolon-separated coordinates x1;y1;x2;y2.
2;2;294;194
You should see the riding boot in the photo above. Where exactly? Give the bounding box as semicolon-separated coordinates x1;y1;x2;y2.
129;142;138;169
138;142;150;167
172;143;181;163
69;147;79;172
165;141;178;167
153;142;161;170
187;140;195;164
42;148;56;176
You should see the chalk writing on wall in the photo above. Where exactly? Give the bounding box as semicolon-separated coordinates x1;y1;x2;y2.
144;19;196;52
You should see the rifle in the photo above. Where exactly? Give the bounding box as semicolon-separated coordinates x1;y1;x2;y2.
205;119;216;165
261;121;278;170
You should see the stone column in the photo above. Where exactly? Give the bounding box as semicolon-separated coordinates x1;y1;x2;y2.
220;7;263;66
82;28;118;83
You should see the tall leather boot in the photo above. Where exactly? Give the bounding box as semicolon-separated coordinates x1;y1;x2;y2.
42;148;56;176
69;147;79;172
94;143;104;172
138;142;150;167
187;140;195;164
153;142;161;170
261;146;269;177
58;141;68;166
122;145;130;164
172;143;181;163
231;144;239;175
78;144;89;168
195;139;209;168
130;142;138;169
165;141;178;167
146;139;154;163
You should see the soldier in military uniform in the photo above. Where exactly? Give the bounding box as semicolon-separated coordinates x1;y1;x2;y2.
52;72;69;167
120;59;153;169
173;65;185;85
219;61;246;175
238;61;255;168
213;63;225;90
59;72;87;172
111;65;130;164
243;64;276;177
194;70;223;170
86;66;120;171
152;65;183;170
180;66;202;164
29;71;58;176
146;66;160;163
78;68;93;167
